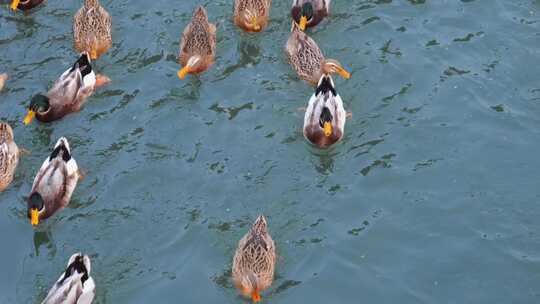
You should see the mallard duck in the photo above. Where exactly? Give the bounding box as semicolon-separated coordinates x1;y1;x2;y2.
10;0;44;11
0;122;20;192
233;0;272;32
291;0;330;31
232;215;276;303
286;23;350;86
73;0;112;60
0;73;6;92
27;137;80;226
23;53;109;125
41;253;95;304
178;6;217;80
304;74;346;148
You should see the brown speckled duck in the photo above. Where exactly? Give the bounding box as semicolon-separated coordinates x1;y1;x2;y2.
73;0;112;60
178;6;216;80
232;215;276;303
234;0;272;32
0;122;20;192
23;53;109;125
291;0;330;31
286;23;350;86
304;74;346;148
0;73;6;91
27;137;80;226
10;0;44;11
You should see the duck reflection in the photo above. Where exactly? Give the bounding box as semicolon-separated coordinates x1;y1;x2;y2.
33;228;56;258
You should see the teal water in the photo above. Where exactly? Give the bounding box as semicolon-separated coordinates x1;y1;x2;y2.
1;0;540;303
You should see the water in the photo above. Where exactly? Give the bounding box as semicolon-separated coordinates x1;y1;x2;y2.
1;0;540;303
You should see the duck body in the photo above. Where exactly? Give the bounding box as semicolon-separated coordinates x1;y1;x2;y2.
304;74;346;148
27;137;80;226
24;54;98;124
41;253;95;304
285;24;350;85
178;6;216;79
232;215;276;303
291;0;330;30
0;73;7;91
234;0;272;32
73;0;112;60
0;122;20;192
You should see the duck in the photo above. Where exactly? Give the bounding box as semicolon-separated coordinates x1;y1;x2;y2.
178;6;217;80
232;215;276;303
304;74;346;148
73;0;112;60
0;122;20;192
291;0;330;31
23;53;109;125
41;253;95;304
27;137;80;226
285;23;350;86
233;0;272;32
0;73;6;91
10;0;44;11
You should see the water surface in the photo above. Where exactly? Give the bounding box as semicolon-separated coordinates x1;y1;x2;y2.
1;0;540;303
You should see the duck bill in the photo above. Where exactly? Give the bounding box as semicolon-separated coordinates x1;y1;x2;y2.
30;208;39;226
177;66;190;80
299;16;308;31
90;48;98;60
250;16;261;31
336;66;351;79
323;122;333;137
10;0;20;11
23;110;36;125
251;291;261;303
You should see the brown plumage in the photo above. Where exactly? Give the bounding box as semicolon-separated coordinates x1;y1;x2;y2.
0;122;20;192
177;6;217;79
234;0;272;32
73;0;112;60
232;215;276;303
285;23;350;85
0;73;6;92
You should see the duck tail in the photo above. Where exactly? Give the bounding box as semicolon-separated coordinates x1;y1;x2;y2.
50;137;71;162
315;74;336;97
71;53;93;78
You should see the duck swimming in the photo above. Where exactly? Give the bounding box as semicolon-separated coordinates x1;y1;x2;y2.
41;253;95;304
234;0;272;32
291;0;330;31
23;53;109;125
73;0;112;60
304;74;346;148
178;6;217;80
27;137;80;226
232;215;276;303
0;122;20;192
286;23;350;85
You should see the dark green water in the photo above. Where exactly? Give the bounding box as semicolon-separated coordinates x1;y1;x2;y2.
1;0;540;303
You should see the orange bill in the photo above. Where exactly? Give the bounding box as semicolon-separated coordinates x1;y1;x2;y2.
11;0;21;11
251;291;261;303
299;16;308;31
336;66;351;79
23;110;36;125
90;48;98;60
251;16;261;31
323;121;332;137
177;66;190;80
30;208;39;226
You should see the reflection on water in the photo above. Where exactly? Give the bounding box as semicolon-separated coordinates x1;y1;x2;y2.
33;229;55;258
